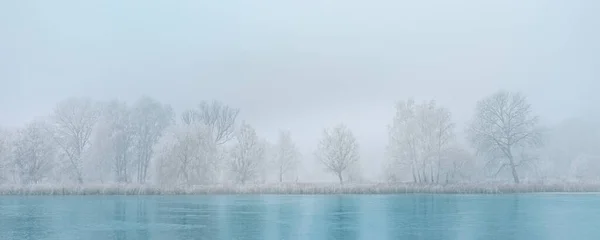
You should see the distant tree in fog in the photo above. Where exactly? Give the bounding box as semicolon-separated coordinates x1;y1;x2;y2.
102;100;136;183
440;147;477;183
181;100;239;145
344;160;363;183
315;124;359;184
181;100;240;182
181;109;196;125
12;120;56;184
540;118;600;181
0;129;12;183
130;97;173;184
229;123;265;184
50;97;100;184
467;91;541;184
387;99;455;184
273;130;300;182
156;123;216;186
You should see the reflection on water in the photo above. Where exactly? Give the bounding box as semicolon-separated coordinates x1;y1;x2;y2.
113;199;127;240
221;198;265;240
136;200;149;240
324;196;359;240
0;198;52;240
1;194;600;240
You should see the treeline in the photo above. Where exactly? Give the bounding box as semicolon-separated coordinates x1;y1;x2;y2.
0;90;597;186
0;97;305;186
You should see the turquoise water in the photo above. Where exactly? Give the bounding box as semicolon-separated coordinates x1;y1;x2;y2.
1;194;599;240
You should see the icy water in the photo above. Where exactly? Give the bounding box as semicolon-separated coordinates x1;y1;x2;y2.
1;194;599;240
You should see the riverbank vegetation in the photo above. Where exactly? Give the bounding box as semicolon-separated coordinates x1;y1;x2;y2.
1;182;600;195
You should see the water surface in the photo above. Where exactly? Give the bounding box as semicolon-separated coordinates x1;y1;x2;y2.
0;194;599;240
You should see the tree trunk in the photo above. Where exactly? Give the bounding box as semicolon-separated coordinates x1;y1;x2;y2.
337;172;343;185
508;155;520;184
510;164;520;184
430;166;434;184
436;156;441;184
445;173;449;184
279;166;283;183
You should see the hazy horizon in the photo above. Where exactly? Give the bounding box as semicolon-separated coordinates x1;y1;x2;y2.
1;0;598;182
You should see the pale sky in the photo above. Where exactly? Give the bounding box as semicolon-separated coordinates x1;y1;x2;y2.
1;0;598;181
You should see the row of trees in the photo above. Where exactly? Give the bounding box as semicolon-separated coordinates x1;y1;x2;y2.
0;97;306;185
0;90;580;185
385;91;542;184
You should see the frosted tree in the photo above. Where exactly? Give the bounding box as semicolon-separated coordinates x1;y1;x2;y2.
387;99;455;183
344;160;363;183
156;123;215;186
467;91;541;184
181;109;196;125
131;96;173;184
273;130;300;182
50;97;100;184
85;120;113;183
0;128;12;183
229;123;265;184
102;100;136;183
12;120;56;184
439;146;477;183
315;124;360;184
542;118;600;181
182;100;239;145
181;100;240;182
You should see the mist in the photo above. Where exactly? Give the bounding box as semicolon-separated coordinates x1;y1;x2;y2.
0;0;598;185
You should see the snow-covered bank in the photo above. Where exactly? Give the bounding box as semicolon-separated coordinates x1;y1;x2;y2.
1;183;600;195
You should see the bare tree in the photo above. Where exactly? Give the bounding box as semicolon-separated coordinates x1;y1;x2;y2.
131;96;173;184
182;100;239;183
180;109;196;125
439;146;477;183
542;118;600;181
387;99;455;184
467;91;541;184
50;97;100;184
273;130;300;182
12;121;56;184
0;128;13;183
315;124;359;184
344;160;363;183
229;123;265;184
156;123;215;186
86;120;113;183
102;100;136;183
185;100;240;145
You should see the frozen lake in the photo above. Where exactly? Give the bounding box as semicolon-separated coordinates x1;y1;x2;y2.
1;194;599;240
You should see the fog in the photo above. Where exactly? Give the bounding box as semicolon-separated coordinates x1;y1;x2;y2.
0;0;598;184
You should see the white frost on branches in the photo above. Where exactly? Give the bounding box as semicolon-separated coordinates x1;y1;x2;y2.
12;120;56;184
229;123;265;184
387;99;457;184
315;124;360;184
273;130;300;183
155;123;216;186
50;97;100;184
467;91;541;184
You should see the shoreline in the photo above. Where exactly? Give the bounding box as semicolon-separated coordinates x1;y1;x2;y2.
1;182;600;195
